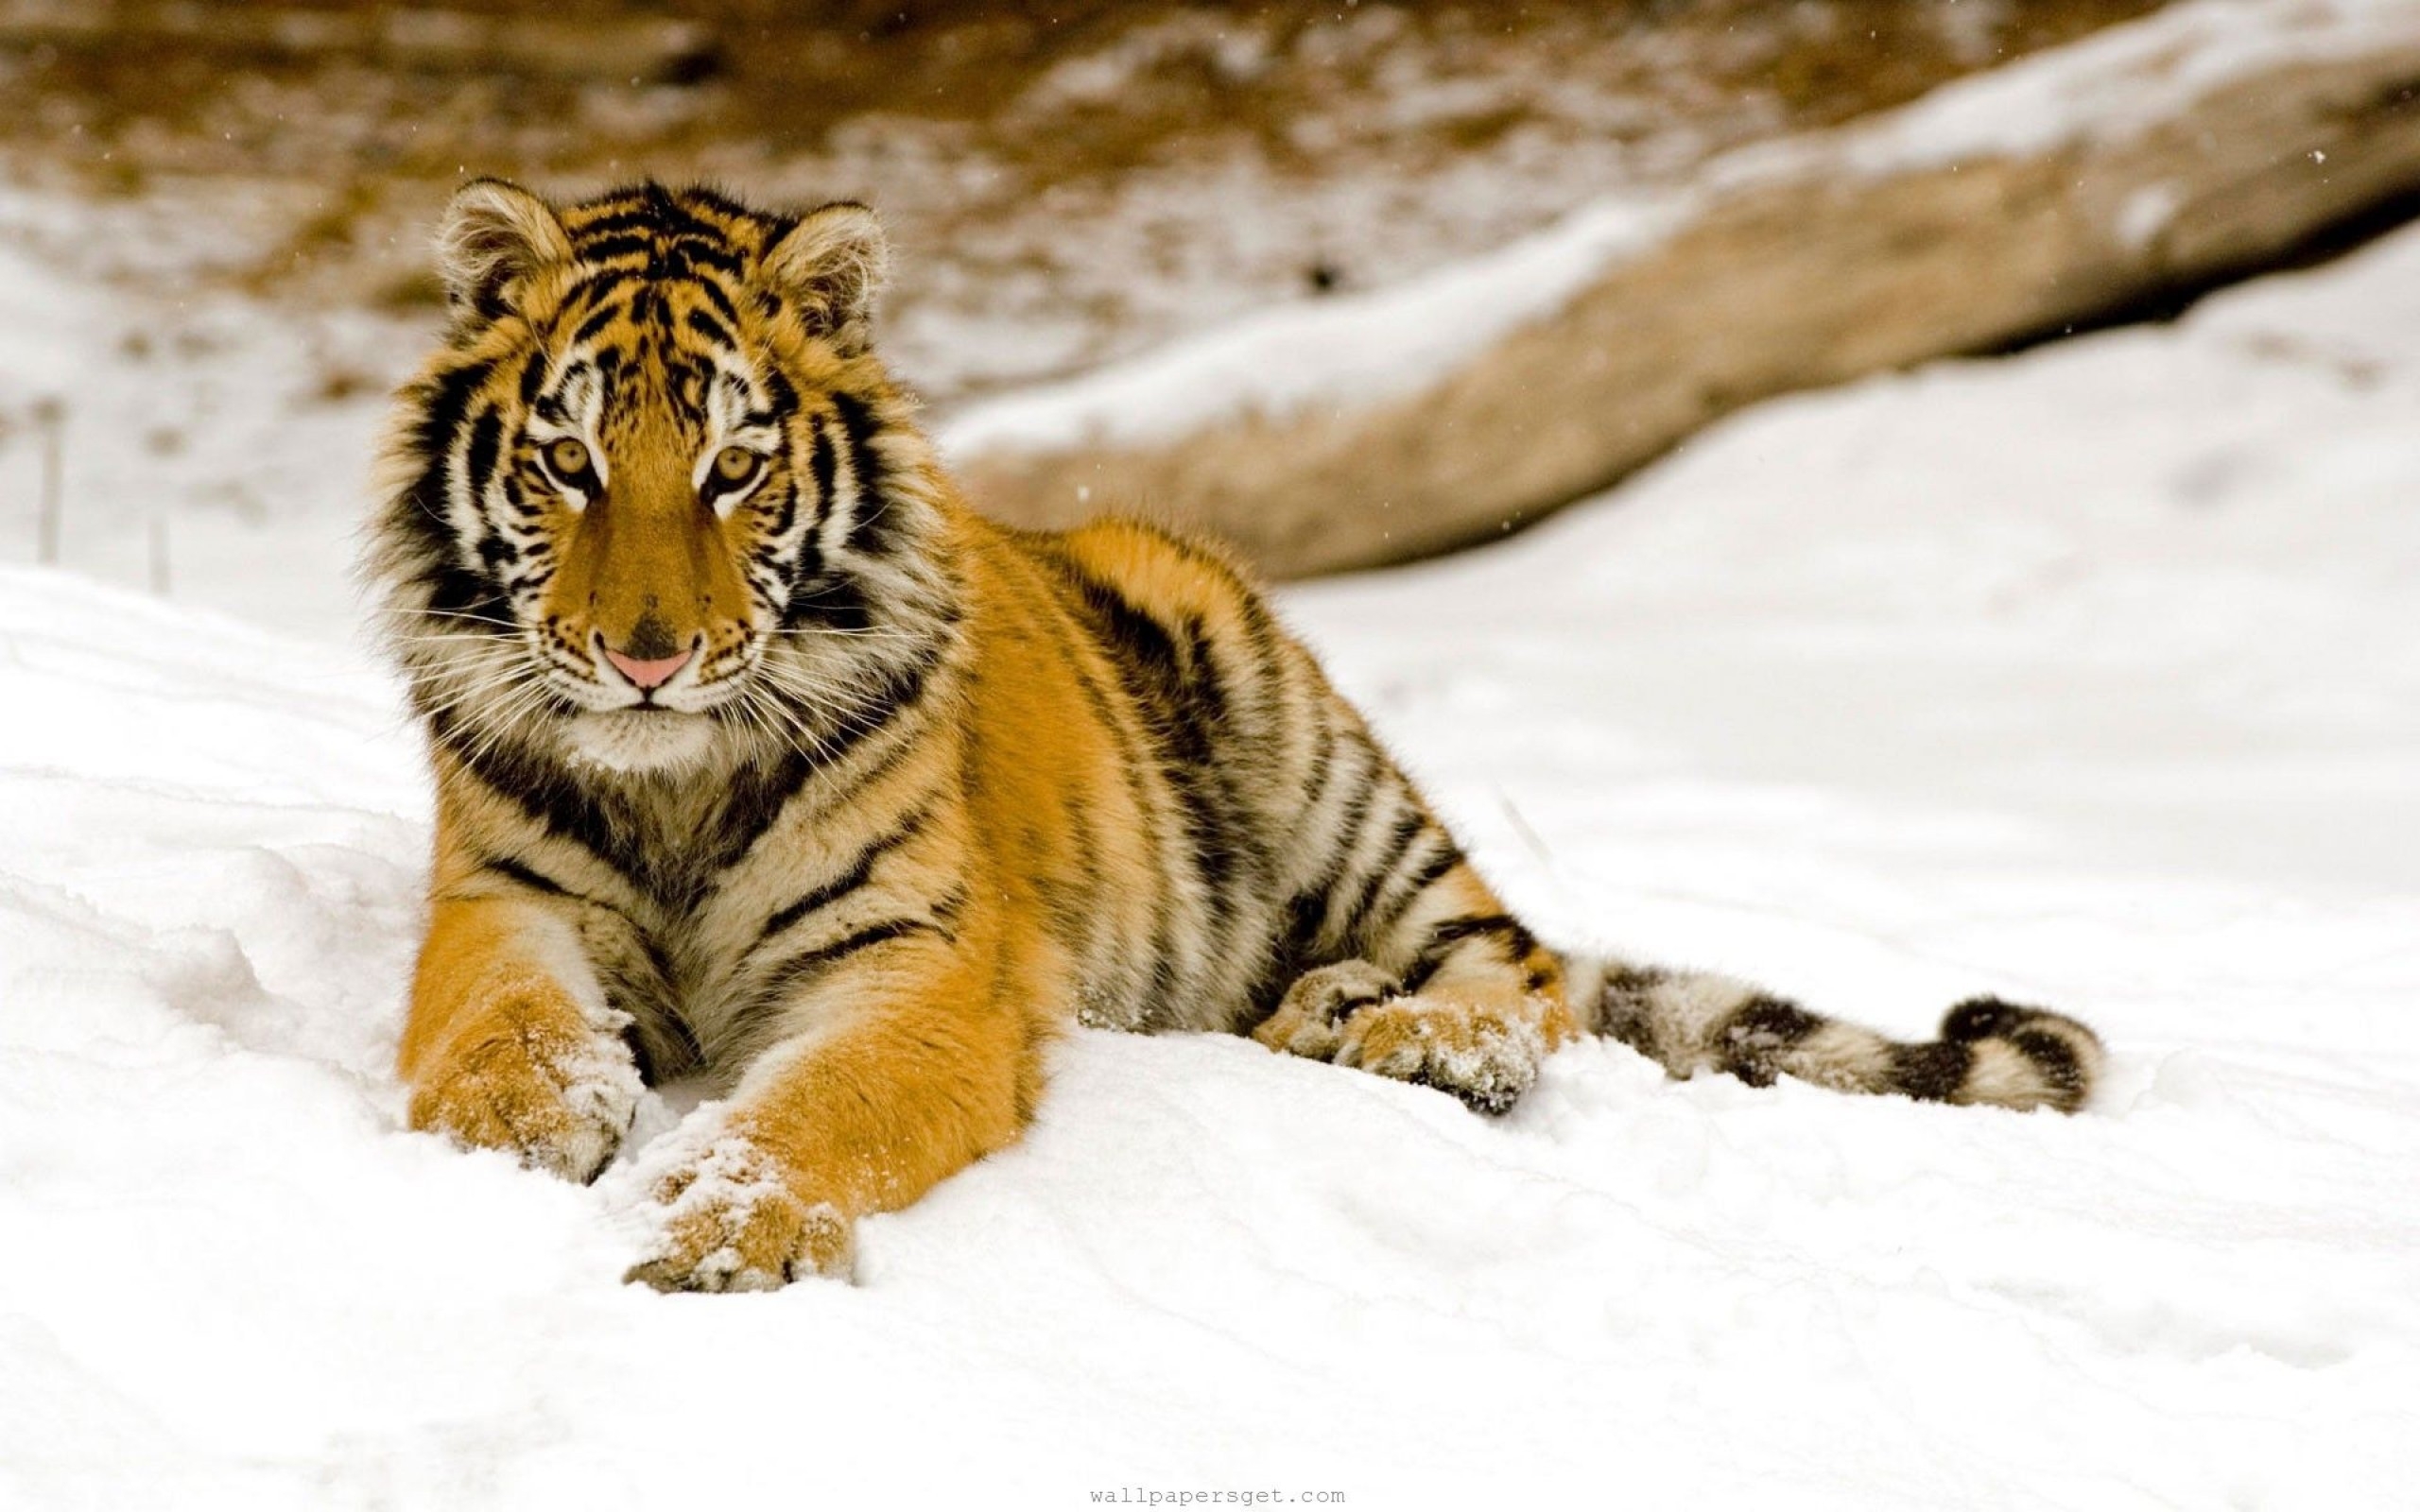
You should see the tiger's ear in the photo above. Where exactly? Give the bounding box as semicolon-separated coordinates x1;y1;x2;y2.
436;178;572;321
763;201;890;352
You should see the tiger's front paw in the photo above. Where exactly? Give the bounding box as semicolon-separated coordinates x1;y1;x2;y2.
622;1131;855;1293
408;1013;641;1184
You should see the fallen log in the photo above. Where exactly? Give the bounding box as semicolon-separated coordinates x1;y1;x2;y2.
942;0;2420;577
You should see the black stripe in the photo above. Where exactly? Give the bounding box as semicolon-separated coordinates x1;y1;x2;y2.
2008;1026;2086;1099
396;359;509;622
1245;890;1333;1022
601;933;691;1083
747;641;942;782
689;271;742;328
1080;587;1262;982
1339;810;1427;948
571;299;626;349
791;691;930;816
434;709;645;885
1426;910;1531;952
576;233;655;265
1601;963;1668;998
1716;995;1825;1086
1297;746;1383;941
1593;963;1668;1051
481;855;569;898
1170;614;1241;902
755;917;942;1004
1889;1040;1975;1102
763;366;801;418
515;349;546;406
570;208;658;241
684;305;735;348
756;804;931;945
1298;713;1340;817
829;390;908;560
1727;995;1823;1042
461;405;513;579
667;237;744;278
501;472;545;522
1396;912;1534;994
784;568;873;632
433;702;812;916
563;268;639;311
799;413;837;558
1027;551;1179;1021
1360;836;1464;949
461;404;503;496
694;747;816;884
1941;996;2026;1042
1078;579;1209;1017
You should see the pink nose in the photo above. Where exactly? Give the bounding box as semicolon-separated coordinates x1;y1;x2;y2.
603;644;694;692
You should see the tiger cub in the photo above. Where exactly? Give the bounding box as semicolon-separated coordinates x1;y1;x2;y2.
369;180;2102;1291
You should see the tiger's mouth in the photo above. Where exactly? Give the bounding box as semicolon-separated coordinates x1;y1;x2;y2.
563;705;717;773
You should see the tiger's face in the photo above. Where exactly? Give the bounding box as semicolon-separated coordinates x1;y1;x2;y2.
375;180;947;774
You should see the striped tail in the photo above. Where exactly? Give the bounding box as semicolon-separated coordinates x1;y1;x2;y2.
1563;955;2101;1113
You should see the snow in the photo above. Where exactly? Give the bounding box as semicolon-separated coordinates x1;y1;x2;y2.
4;201;2419;1503
1821;0;2420;175
0;200;400;636
936;192;1688;457
11;0;2420;1486
939;0;2420;460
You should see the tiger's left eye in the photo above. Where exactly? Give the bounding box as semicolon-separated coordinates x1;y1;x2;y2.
544;437;591;482
712;446;761;487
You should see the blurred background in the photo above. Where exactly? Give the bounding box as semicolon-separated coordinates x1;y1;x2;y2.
0;3;2164;388
1;0;2417;617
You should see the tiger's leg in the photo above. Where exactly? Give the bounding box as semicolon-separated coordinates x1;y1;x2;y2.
398;895;645;1183
1253;861;1577;1115
623;934;1033;1292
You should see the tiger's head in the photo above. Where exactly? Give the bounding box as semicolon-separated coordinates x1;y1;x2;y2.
368;180;957;775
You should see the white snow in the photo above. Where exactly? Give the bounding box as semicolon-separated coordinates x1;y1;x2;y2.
0;198;402;637
11;2;2420;1487
939;0;2420;460
936;191;1688;457
4;204;2419;1504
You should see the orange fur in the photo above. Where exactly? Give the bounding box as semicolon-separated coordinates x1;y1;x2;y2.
403;890;637;1184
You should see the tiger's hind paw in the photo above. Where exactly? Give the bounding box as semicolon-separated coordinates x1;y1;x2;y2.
1334;996;1550;1116
1252;959;1400;1062
1256;962;1558;1116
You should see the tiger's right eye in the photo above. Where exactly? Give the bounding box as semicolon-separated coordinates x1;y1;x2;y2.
544;438;592;482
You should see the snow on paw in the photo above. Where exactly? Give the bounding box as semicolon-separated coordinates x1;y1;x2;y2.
408;1012;641;1184
1253;959;1401;1061
621;1128;854;1293
1334;994;1549;1116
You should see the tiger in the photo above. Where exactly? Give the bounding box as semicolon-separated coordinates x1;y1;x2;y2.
368;179;2104;1292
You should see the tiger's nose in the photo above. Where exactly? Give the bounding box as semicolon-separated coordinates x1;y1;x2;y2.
603;643;695;692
